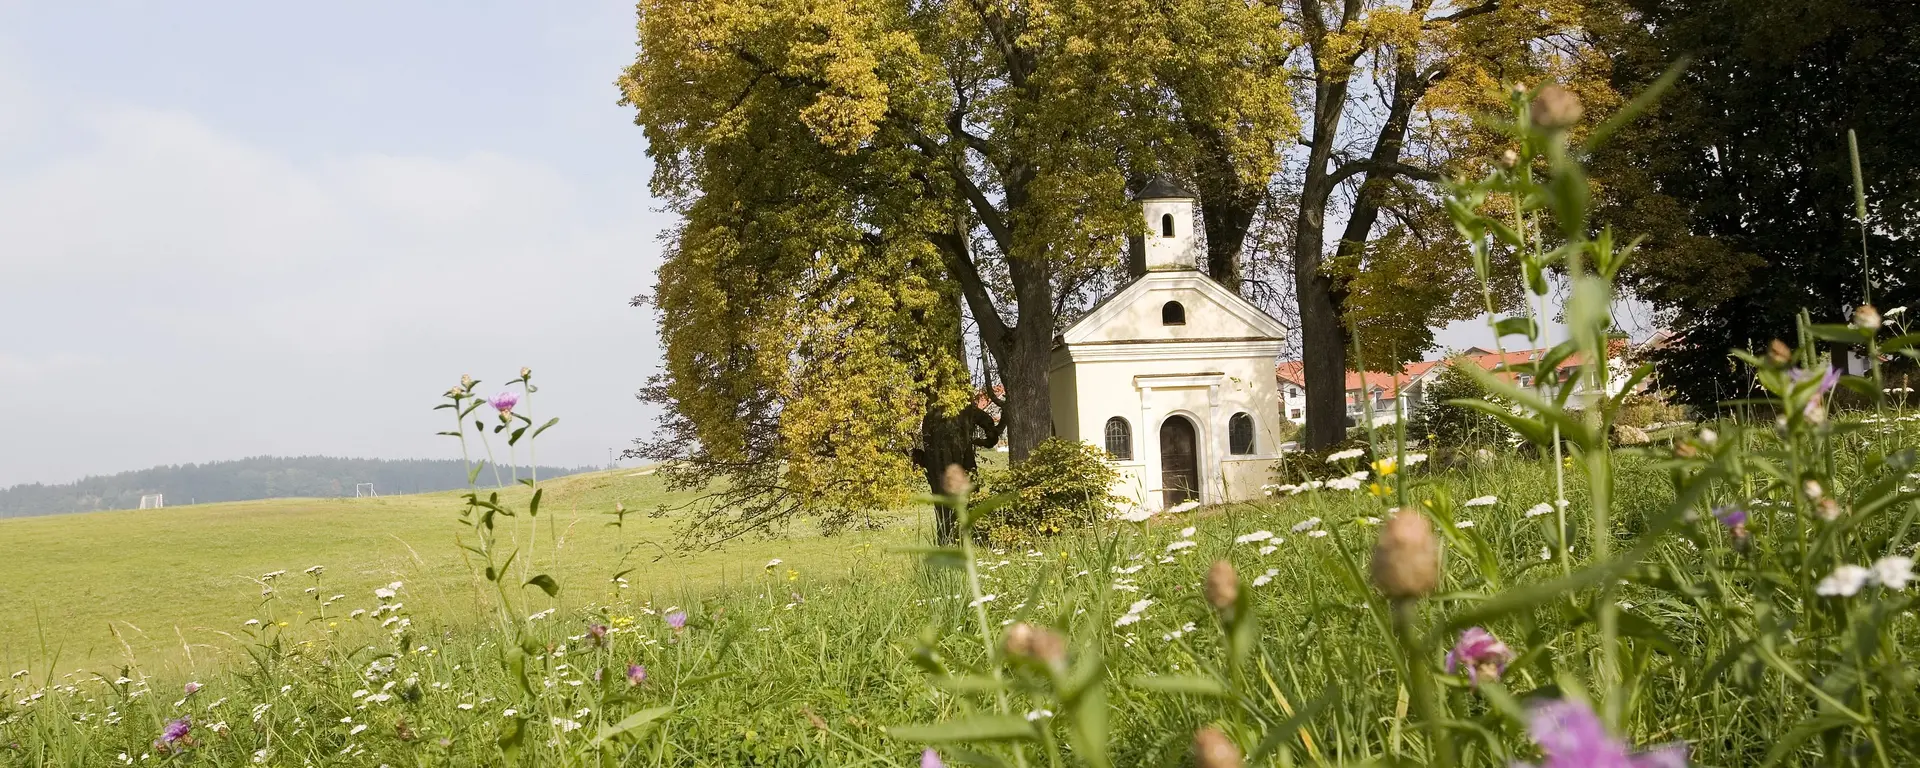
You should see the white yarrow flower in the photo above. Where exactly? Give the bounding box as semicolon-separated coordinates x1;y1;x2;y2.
1327;448;1365;462
1816;565;1872;597
1455;520;1475;529
1464;495;1498;507
1871;556;1914;590
1290;517;1323;533
1168;500;1201;514
1258;544;1278;555
1179;526;1196;538
1525;503;1555;518
1234;530;1274;544
1165;540;1197;552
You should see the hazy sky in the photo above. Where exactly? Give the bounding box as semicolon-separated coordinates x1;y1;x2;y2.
0;2;1617;488
0;1;669;486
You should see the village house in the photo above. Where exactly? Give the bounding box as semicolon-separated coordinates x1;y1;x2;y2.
1050;178;1289;511
1277;343;1648;428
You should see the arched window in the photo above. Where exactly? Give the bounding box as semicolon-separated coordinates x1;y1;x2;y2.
1161;301;1186;326
1228;412;1255;455
1104;417;1132;459
1161;213;1176;237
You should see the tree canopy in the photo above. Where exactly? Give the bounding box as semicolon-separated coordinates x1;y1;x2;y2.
1594;0;1920;406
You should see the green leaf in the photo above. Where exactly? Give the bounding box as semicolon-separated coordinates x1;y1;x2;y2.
1584;57;1688;151
525;574;560;597
507;425;528;446
530;417;560;440
1806;323;1871;345
895;546;967;570
588;705;673;747
528;488;543;518
497;714;526;760
1127;675;1229;698
1760;714;1855;767
1493;316;1538;340
887;715;1037;744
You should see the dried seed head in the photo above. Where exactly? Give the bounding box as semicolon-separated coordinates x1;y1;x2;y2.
1499;149;1519;168
1193;727;1243;768
1002;622;1067;667
460;373;475;389
1371;509;1440;600
1804;478;1824;500
1818;498;1843;521
1768;340;1793;366
1673;441;1699;459
520;366;533;380
1855;304;1882;331
1529;85;1584;129
941;464;971;496
1204;560;1239;610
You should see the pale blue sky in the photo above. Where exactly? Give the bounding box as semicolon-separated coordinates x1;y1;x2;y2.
0;2;670;486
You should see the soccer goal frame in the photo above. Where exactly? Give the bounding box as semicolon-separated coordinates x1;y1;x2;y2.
138;493;164;509
354;483;377;498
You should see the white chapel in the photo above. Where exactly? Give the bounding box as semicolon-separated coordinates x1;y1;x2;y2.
1050;178;1288;511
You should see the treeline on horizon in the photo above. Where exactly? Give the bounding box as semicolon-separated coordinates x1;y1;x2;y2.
0;456;600;518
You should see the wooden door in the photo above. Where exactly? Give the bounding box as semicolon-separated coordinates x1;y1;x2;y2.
1160;416;1199;507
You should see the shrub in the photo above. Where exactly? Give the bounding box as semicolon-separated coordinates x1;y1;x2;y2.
1411;361;1506;447
975;438;1121;546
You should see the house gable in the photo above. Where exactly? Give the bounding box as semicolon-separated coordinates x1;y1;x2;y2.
1061;272;1287;346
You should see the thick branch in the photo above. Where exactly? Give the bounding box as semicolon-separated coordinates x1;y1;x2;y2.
1327;159;1443;187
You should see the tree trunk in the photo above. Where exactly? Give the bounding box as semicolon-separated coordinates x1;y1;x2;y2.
1001;252;1055;461
1194;124;1265;292
1295;212;1351;450
918;408;972;544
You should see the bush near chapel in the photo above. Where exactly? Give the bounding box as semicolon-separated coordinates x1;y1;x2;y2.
1411;361;1505;447
975;438;1121;547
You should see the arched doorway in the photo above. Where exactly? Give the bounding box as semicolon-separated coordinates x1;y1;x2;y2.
1160;415;1199;507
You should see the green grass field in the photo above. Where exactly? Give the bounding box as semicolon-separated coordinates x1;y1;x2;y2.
0;468;926;675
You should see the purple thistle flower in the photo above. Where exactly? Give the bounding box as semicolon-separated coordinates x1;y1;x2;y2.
488;391;520;414
1443;627;1514;684
587;623;610;647
182;681;201;696
1713;506;1747;528
664;610;688;631
1519;698;1687;768
161;716;192;743
921;748;944;768
626;664;647;686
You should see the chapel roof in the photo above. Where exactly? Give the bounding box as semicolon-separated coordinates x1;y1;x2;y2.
1133;176;1195;200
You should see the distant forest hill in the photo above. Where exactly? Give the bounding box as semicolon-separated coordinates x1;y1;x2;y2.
0;456;601;518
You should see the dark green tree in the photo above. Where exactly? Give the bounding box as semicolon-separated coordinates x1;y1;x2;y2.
1593;0;1920;407
1411;361;1505;447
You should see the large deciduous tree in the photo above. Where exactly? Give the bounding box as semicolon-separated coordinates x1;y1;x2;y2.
1593;0;1920;406
619;0;1295;542
1274;0;1617;448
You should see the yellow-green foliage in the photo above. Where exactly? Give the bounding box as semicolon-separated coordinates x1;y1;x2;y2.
975;438;1120;546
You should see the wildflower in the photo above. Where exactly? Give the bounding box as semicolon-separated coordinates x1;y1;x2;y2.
1168;500;1201;514
1529;84;1584;129
1326;476;1363;492
587;624;609;648
1766;339;1793;366
1464;495;1497;507
765;558;782;569
1855;304;1882;331
967;594;996;607
1307;530;1328;539
1871;556;1914;590
1003;622;1068;668
1258;544;1278;555
1525;503;1555;518
1371;509;1439;600
1327;448;1365;462
1372;457;1398;477
1817;498;1843;521
161;716;191;743
1252;569;1278;587
1192;727;1243;768
1713;506;1747;528
1517;698;1685;768
664;610;688;631
1444;627;1514;684
1166;540;1197;552
1115;599;1153;627
1403;452;1428;467
1204;561;1238;609
1113;506;1155;523
374;586;397;600
183;681;201;696
1455;520;1476;529
489;391;519;414
1234;530;1272;544
1290;517;1323;533
922;748;945;768
1816;565;1872;597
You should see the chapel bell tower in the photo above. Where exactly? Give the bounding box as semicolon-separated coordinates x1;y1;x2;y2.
1130;176;1200;274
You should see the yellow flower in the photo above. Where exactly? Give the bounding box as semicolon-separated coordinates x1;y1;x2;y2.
1368;482;1389;497
1372;457;1398;477
276;621;289;627
786;569;799;582
328;621;338;628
